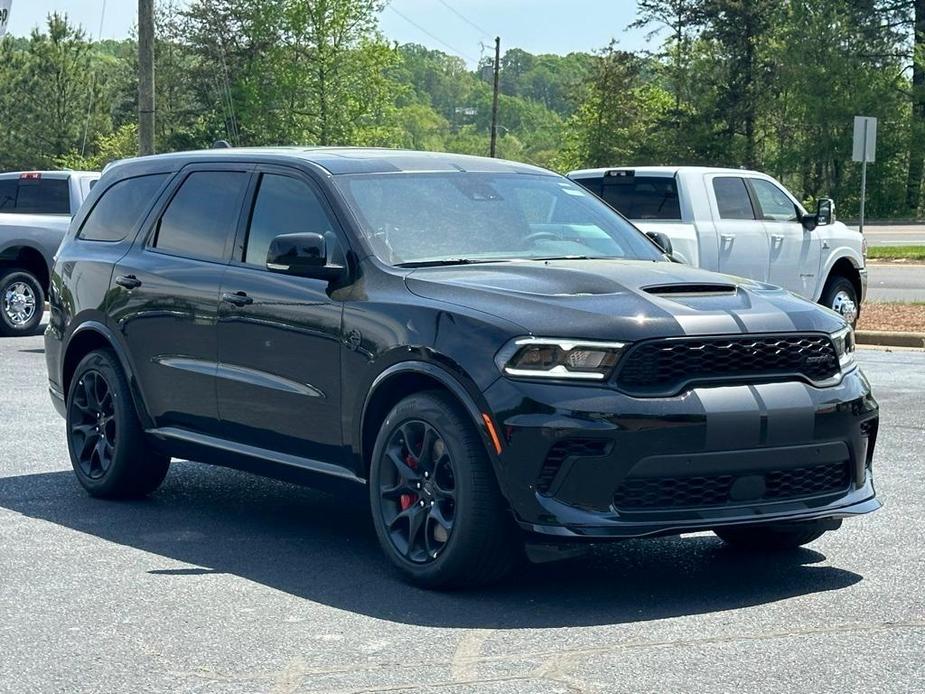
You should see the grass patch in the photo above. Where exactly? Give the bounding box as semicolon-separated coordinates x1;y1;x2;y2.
867;245;925;262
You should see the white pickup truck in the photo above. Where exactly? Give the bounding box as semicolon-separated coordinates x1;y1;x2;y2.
0;170;99;336
568;166;867;324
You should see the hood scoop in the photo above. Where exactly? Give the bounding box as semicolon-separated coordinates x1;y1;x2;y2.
643;283;737;298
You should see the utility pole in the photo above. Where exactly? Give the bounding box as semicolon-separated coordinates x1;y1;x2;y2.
138;0;155;156
489;36;500;158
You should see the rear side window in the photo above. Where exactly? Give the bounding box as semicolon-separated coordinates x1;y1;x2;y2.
244;174;335;266
79;174;168;242
153;171;249;261
712;177;755;220
601;176;681;220
0;177;70;215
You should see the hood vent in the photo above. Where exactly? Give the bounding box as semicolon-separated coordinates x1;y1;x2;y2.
643;283;737;298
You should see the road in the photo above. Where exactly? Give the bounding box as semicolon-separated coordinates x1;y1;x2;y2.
853;224;925;246
867;263;925;303
1;331;923;693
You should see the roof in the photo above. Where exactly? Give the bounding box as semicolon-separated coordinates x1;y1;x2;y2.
107;147;554;177
0;170;99;179
567;166;760;179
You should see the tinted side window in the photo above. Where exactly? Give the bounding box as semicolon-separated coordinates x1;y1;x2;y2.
602;176;682;220
79;174;168;242
154;172;249;261
750;178;799;222
245;174;335;266
0;180;16;211
8;178;71;215
712;177;755;220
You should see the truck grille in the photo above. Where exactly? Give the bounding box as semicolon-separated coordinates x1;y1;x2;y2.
615;334;839;396
612;461;851;511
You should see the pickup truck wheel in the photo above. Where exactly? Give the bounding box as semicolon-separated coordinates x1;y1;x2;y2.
0;268;44;337
820;275;859;326
714;519;835;550
369;391;519;589
66;349;170;498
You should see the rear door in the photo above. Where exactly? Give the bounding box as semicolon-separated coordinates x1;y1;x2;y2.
216;167;346;464
708;175;770;282
110;164;252;435
747;176;820;297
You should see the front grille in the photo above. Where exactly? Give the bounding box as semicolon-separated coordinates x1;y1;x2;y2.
612;461;851;511
616;334;839;396
537;438;610;495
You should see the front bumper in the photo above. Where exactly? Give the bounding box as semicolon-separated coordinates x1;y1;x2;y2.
859;267;868;303
484;368;879;539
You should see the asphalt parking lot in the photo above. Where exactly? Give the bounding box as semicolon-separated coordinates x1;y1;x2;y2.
1;331;923;693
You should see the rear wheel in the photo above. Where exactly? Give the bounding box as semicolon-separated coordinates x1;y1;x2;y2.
0;268;44;337
369;391;518;588
66;349;169;498
714;519;837;550
820;274;859;326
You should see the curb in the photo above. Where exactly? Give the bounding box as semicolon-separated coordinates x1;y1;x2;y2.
856;330;925;349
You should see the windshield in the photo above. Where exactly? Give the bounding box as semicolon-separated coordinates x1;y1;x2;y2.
335;172;663;266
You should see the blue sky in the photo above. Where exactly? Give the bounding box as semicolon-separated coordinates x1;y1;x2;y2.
6;1;652;65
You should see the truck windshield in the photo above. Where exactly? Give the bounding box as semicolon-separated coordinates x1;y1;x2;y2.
335;172;663;266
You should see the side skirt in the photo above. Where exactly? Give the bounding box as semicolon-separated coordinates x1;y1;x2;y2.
146;426;366;494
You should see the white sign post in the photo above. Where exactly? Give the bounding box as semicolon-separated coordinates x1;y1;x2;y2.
0;0;12;39
853;116;877;235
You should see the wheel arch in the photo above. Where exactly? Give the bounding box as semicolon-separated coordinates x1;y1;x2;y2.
62;321;154;429
359;361;497;479
821;256;862;306
0;244;50;291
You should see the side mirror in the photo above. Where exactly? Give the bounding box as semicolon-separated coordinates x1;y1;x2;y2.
802;198;835;231
266;232;345;281
646;230;673;256
816;198;834;226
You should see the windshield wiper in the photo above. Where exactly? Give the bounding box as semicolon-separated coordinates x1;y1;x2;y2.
396;258;505;268
527;255;611;262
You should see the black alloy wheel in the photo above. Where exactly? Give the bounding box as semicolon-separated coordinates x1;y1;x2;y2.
68;369;117;480
369;391;519;588
66;349;170;498
378;420;457;563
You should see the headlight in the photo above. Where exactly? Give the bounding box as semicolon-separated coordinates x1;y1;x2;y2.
495;337;627;381
831;326;856;370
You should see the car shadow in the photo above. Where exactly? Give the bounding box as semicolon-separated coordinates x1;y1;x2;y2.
0;462;863;628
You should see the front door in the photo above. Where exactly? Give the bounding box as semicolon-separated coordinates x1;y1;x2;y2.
111;166;252;434
709;175;770;283
748;177;821;297
216;169;346;464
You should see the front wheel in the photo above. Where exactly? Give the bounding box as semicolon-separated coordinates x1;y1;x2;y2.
369;391;519;588
0;268;44;337
714;519;838;550
820;275;859;326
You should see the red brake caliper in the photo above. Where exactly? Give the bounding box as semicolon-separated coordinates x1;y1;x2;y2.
399;454;418;510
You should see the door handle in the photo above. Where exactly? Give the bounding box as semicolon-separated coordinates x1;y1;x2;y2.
771;234;785;246
221;291;254;307
115;274;142;290
720;234;734;245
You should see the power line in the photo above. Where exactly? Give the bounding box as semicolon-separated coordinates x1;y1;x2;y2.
434;0;492;41
80;0;107;158
386;5;479;64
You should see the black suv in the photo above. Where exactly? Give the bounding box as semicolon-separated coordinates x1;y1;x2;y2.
45;148;880;587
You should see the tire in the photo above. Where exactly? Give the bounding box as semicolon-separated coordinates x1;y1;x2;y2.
0;268;44;337
66;349;170;499
714;519;837;550
369;391;519;589
820;274;859;326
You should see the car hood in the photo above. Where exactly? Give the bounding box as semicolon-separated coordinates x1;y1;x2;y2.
405;259;845;341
